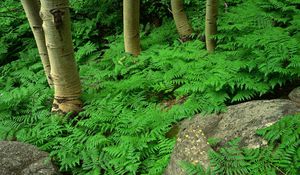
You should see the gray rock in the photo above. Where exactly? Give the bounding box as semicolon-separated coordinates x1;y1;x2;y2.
0;141;60;175
289;87;300;104
164;99;300;175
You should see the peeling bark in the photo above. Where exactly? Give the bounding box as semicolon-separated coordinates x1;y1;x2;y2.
40;0;82;114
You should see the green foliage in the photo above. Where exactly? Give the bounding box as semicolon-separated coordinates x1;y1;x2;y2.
179;161;211;175
0;0;31;65
0;0;300;175
181;114;300;175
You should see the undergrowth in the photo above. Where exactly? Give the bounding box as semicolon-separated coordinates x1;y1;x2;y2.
0;0;300;174
180;114;300;175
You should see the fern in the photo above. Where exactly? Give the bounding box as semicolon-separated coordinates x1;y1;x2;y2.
1;0;300;174
181;114;300;175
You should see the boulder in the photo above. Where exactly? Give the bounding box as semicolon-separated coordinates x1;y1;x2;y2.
0;141;60;175
289;86;300;104
164;99;300;175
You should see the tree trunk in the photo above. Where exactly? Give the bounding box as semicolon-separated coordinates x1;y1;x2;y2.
40;0;82;114
205;0;218;53
21;0;52;86
123;0;141;56
171;0;193;40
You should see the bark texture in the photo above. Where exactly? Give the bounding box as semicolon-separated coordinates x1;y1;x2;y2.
171;0;193;39
21;0;52;86
205;0;218;52
40;0;82;114
123;0;141;56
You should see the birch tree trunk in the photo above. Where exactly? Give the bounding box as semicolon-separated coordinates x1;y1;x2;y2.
21;0;52;86
171;0;193;40
205;0;218;52
123;0;141;56
40;0;82;114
